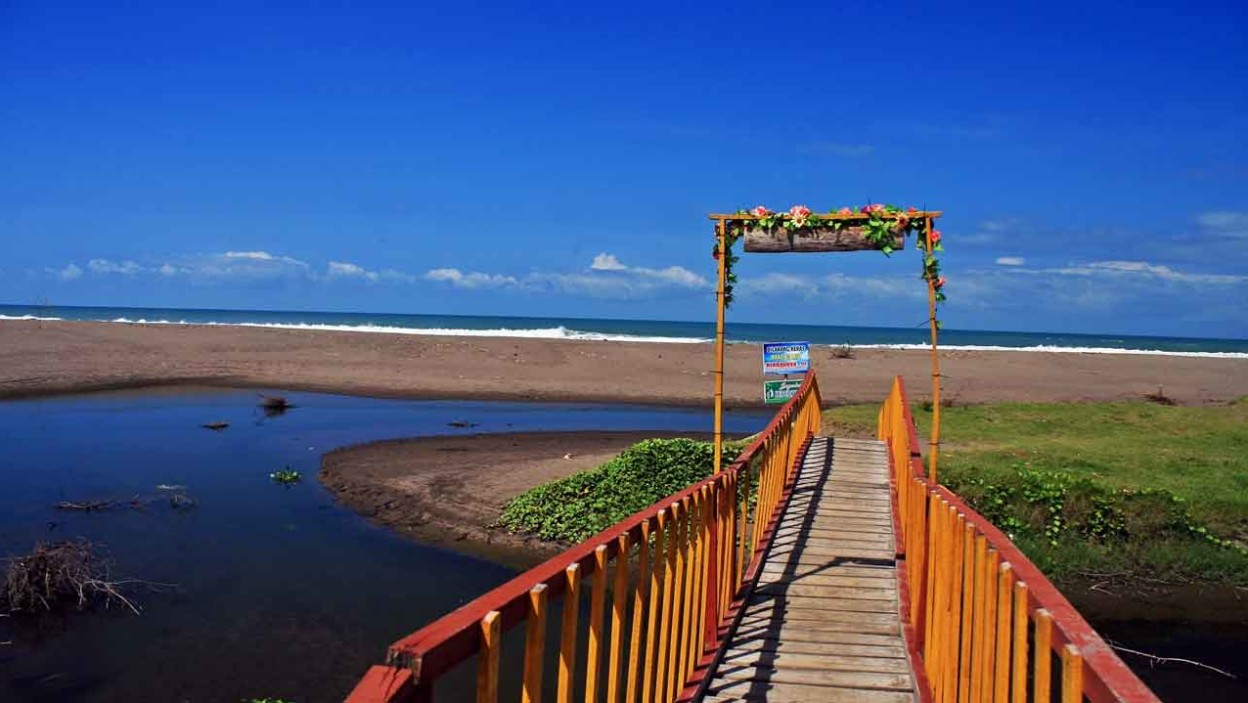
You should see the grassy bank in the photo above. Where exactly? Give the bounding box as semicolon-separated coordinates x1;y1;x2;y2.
825;398;1248;586
499;438;743;543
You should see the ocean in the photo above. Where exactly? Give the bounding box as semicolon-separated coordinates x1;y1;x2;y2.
2;304;1246;358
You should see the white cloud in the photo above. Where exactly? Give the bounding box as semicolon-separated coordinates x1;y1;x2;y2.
740;272;817;295
1048;260;1245;285
423;268;519;289
528;255;710;298
736;272;923;302
823;273;926;299
632;265;707;288
1195;211;1248;238
50;263;82;281
189;251;310;280
995;257;1026;266
88;259;143;275
327;261;380;282
590;253;627;271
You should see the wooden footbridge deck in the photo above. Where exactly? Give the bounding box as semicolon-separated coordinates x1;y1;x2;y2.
704;437;917;702
347;373;1160;703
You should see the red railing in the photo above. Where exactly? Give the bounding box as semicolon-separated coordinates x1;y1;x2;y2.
879;375;1160;703
346;372;822;702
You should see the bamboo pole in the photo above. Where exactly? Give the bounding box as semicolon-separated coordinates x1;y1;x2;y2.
713;220;727;473
925;216;942;483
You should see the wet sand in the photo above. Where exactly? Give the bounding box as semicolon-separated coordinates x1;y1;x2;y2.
319;430;735;568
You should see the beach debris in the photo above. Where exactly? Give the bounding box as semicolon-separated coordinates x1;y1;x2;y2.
1144;385;1177;406
270;467;301;485
55;489;196;513
258;395;294;417
201;422;230;431
1;539;142;615
830;342;855;359
447;420;478;428
54;496;146;512
168;493;196;510
563;453;573;460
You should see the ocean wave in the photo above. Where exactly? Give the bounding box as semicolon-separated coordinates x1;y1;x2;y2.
4;314;1245;357
851;343;1248;359
0;315;710;344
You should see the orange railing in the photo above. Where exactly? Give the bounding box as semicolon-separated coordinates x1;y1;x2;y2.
347;373;822;702
879;375;1159;703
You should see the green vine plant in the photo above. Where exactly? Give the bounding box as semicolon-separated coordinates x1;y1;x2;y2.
717;204;946;325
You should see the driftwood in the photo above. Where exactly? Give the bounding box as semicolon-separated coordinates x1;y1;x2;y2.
202;422;230;431
1109;641;1237;679
55;496;146;512
55;489;195;512
743;225;906;253
259;395;293;417
2;540;142;614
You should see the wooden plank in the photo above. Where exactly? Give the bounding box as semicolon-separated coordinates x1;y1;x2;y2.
752;583;897;602
720;638;908;660
716;651;914;675
745;595;896;614
724;629;907;649
705;689;915;703
709;665;915;692
756;571;899;590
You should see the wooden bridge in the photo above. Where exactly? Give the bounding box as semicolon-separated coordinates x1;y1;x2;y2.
346;373;1160;703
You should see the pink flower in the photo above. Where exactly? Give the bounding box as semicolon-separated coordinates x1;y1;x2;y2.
787;205;811;227
895;214;910;228
869;204;885;214
750;205;770;217
908;207;918;214
931;229;942;245
935;276;946;289
861;205;872;214
837;207;853;216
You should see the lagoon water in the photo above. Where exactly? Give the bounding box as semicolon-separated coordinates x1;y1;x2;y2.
0;390;768;701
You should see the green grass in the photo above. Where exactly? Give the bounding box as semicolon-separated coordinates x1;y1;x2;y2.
824;398;1248;585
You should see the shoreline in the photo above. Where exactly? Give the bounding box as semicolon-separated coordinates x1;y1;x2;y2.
318;430;730;569
3;319;1247;405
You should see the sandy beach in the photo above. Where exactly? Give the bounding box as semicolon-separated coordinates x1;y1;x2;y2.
3;319;1246;405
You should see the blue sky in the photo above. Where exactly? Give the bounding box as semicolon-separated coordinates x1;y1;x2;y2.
2;0;1246;337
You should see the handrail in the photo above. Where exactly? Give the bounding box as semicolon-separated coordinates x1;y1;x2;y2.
878;375;1160;703
346;372;822;702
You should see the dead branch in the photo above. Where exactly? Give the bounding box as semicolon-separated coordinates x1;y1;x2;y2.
1;539;155;615
1110;642;1237;679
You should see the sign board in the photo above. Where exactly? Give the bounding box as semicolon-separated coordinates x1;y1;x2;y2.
762;341;810;375
763;379;803;405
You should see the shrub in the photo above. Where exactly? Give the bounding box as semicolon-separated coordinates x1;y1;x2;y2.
500;438;744;543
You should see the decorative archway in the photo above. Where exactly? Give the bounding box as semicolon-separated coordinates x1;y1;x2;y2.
708;205;947;481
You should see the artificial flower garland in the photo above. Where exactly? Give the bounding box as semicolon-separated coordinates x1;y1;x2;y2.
715;204;946;325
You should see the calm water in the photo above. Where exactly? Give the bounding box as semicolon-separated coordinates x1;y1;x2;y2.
0;390;767;702
3;304;1246;356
